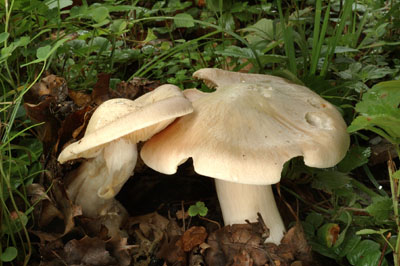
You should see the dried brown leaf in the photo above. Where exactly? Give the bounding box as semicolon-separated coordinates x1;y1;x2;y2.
68;90;92;107
110;77;160;100
278;223;313;263
63;236;117;265
91;73;111;105
181;226;207;252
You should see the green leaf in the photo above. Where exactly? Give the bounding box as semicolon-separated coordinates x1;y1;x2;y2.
0;247;17;262
393;170;400;179
337;234;361;258
110;19;127;33
240;18;277;44
305;212;324;230
317;223;340;248
188;201;208;217
45;0;73;9
215;45;254;59
312;171;351;193
3;211;28;235
142;28;157;43
90;6;109;23
356;228;389;235
16;36;30;47
174;13;195;28
0;32;9;43
36;45;51;59
337;146;371;172
348;80;400;143
346;240;382;266
365;196;392;221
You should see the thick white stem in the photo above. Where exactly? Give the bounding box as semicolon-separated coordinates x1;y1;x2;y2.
66;139;137;237
215;179;285;244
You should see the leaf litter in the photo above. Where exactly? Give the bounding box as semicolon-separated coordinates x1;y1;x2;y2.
26;73;314;266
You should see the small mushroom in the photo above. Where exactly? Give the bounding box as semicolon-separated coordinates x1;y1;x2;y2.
58;84;193;236
141;68;350;244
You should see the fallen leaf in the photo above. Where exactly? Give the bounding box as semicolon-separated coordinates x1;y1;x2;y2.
181;226;207;252
69;90;92;107
56;105;93;153
41;74;68;102
176;209;189;220
92;73;111;105
63;236;117;265
205;223;270;266
278;223;313;263
27;183;63;228
110;77;160;100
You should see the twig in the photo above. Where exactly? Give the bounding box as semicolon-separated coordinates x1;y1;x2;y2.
379;232;391;266
199;216;221;229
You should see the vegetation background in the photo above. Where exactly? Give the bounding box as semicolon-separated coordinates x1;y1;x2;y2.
0;0;399;265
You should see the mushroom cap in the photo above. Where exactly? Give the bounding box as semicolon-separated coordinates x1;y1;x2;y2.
141;68;350;185
58;84;193;163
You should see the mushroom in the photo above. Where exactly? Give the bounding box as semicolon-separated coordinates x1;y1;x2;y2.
58;84;193;236
140;68;350;244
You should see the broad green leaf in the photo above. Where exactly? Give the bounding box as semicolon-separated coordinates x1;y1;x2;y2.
174;13;195;28
305;212;324;230
0;32;9;43
365;196;392;221
337;146;371;172
215;45;254;59
16;36;30;47
36;45;51;59
110;19;127;33
356;228;389;235
348;80;400;143
312;171;351;193
333;46;359;53
240;18;277;44
0;247;17;262
337;234;361;258
45;0;73;9
90;6;109;23
346;240;382;266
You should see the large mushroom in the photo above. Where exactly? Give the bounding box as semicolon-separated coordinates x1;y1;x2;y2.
58;84;193;236
140;68;350;244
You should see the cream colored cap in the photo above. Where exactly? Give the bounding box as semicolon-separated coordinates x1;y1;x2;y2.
58;84;193;163
141;69;350;185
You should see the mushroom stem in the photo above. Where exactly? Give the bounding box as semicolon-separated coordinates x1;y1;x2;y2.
214;179;285;244
66;139;137;220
